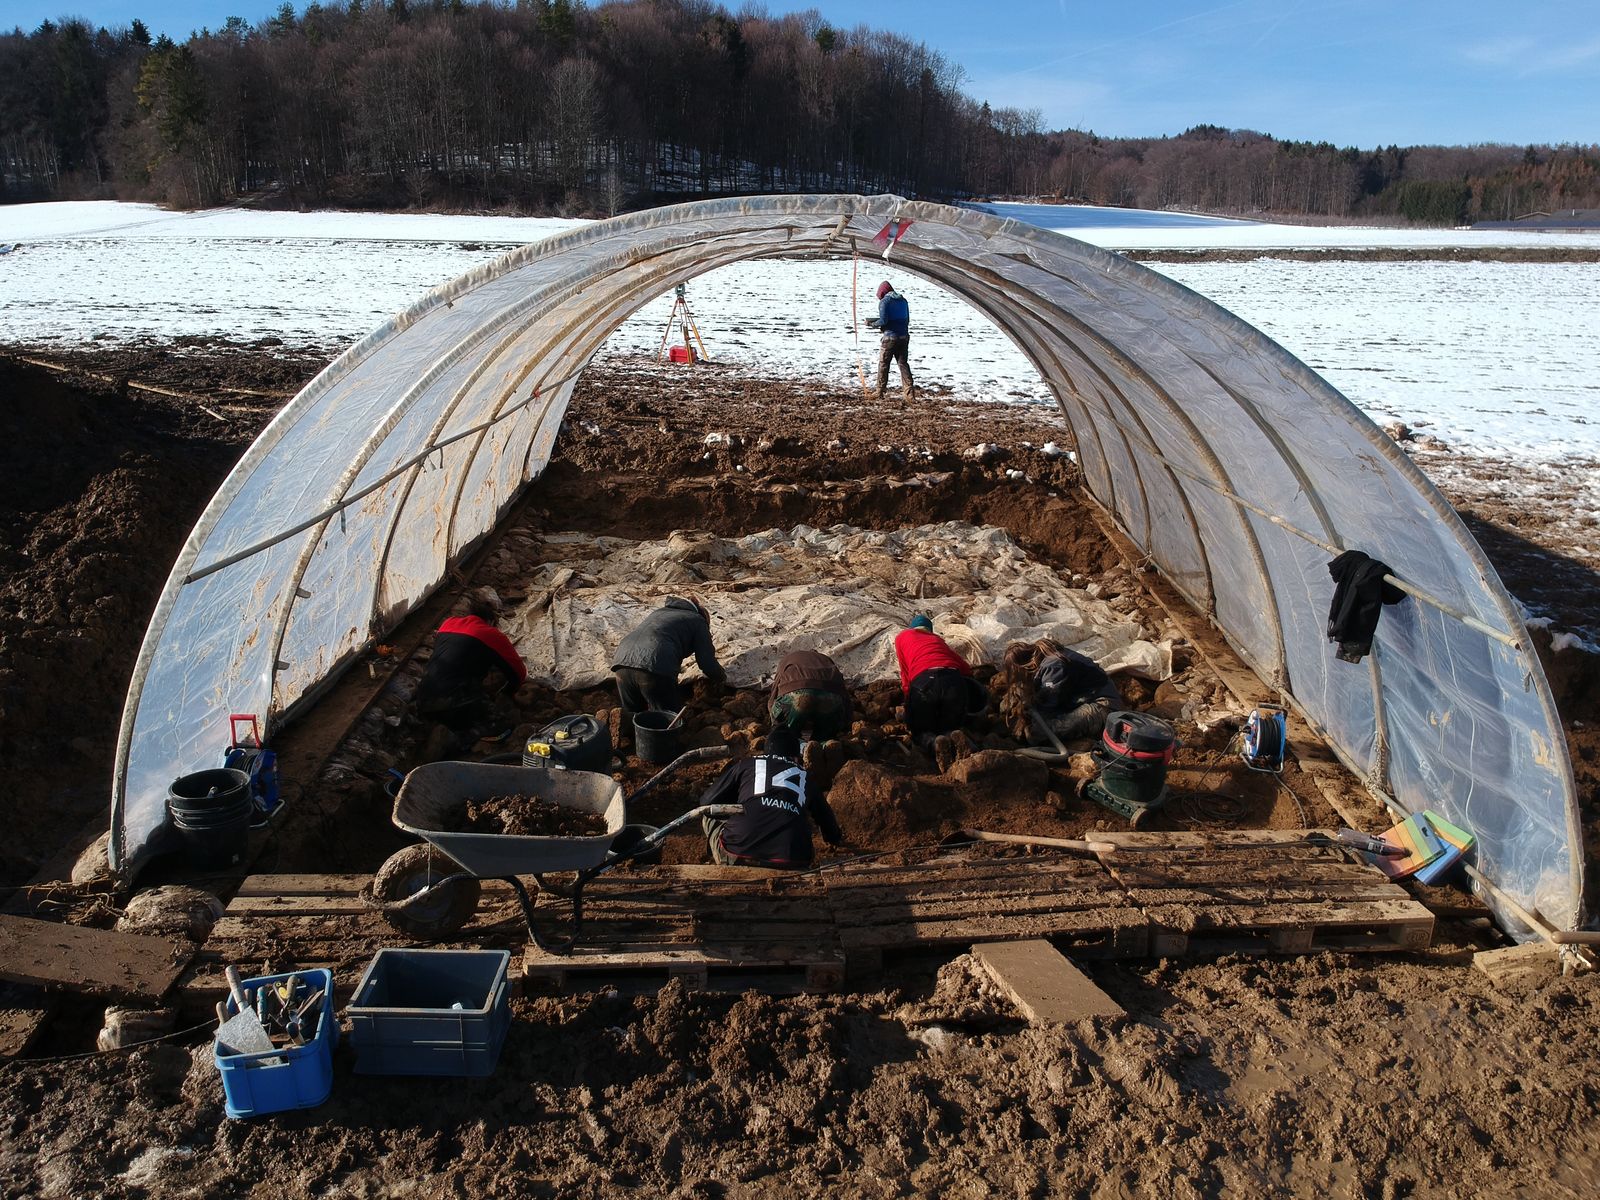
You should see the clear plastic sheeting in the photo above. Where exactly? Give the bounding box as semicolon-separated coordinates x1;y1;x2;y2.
111;194;1584;936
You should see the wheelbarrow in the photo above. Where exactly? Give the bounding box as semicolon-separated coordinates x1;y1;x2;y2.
370;746;731;953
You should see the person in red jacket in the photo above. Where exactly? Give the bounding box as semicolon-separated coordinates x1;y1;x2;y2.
893;614;976;741
413;591;527;751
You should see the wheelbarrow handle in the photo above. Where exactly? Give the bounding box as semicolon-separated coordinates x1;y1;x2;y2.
624;745;732;807
604;803;741;866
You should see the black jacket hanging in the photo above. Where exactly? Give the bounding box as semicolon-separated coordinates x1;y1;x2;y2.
1327;550;1406;663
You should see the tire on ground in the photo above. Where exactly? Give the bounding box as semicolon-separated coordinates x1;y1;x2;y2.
371;843;481;938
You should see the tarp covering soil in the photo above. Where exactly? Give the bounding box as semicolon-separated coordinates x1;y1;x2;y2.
503;521;1172;692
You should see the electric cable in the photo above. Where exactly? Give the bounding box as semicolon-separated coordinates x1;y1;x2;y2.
2;1020;216;1068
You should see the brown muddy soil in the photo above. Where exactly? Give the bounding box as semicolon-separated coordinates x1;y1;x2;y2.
3;344;1600;1199
457;795;609;838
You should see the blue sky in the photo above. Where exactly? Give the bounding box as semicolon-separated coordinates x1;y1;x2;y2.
12;0;1598;148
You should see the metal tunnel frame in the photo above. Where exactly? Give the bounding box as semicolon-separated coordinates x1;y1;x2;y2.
110;195;1586;938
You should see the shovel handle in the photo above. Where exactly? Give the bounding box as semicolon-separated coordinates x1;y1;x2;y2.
224;966;250;1012
959;829;1117;855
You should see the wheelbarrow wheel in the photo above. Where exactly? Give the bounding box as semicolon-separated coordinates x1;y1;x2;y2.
372;844;481;938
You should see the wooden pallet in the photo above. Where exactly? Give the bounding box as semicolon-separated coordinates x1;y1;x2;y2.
174;873;527;1019
522;866;845;994
822;853;1151;975
1095;831;1434;956
184;837;1434;1007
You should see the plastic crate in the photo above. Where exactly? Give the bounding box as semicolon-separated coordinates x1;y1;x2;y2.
348;949;511;1077
213;968;336;1119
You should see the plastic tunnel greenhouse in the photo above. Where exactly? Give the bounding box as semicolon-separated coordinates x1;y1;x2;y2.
111;194;1586;938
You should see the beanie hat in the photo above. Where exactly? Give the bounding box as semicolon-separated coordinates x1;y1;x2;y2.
877;281;892;299
909;614;934;632
765;725;801;760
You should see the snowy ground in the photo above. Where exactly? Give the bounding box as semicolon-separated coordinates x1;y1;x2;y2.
3;200;1597;465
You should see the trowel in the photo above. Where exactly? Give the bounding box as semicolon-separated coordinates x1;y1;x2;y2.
215;965;276;1057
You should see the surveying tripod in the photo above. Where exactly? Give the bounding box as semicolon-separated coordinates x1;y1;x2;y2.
655;282;710;364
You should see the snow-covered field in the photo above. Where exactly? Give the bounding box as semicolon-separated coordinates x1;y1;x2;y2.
3;200;1596;464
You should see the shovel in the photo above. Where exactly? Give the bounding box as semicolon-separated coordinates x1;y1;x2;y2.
216;965;277;1058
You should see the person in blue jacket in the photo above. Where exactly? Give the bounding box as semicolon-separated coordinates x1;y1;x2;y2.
867;279;914;402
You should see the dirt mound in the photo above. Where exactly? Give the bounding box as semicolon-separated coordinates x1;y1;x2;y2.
0;356;282;889
826;760;963;847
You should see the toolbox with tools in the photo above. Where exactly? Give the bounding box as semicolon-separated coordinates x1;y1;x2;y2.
213;968;336;1119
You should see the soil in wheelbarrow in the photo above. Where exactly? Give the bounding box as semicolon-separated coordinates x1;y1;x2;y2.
453;794;609;838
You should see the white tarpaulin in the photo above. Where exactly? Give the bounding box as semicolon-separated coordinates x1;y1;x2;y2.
501;521;1172;691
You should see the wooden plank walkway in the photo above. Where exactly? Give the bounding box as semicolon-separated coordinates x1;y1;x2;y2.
0;913;192;1003
821;854;1148;975
1095;831;1434;955
173;873;527;1019
180;836;1435;1005
523;867;845;994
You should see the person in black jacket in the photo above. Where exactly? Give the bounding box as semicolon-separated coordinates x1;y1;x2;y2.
997;638;1121;744
413;592;528;756
611;595;727;719
700;726;844;869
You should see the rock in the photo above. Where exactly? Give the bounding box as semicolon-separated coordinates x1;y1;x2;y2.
117;885;224;942
1382;420;1414;443
943;750;1049;806
962;442;1007;464
70;831;112;886
684;726;728;751
1068;752;1099;782
1153;680;1188;707
1040;441;1065;458
97;1004;177;1051
1473;942;1561;992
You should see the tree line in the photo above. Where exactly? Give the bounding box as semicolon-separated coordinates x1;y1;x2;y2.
4;1;1597;224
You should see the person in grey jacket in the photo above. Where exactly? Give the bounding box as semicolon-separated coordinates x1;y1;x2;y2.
611;595;726;720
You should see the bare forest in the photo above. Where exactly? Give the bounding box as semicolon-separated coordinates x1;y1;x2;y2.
4;0;1599;221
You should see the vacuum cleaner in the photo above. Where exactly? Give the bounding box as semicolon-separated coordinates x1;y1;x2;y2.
1082;710;1178;827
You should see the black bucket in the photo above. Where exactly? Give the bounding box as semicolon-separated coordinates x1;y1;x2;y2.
167;768;253;870
632;710;682;764
609;823;663;866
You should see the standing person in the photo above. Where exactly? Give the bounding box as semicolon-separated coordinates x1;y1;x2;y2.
413;590;527;755
700;726;843;869
893;614;975;743
611;594;726;726
770;648;852;741
866;279;913;402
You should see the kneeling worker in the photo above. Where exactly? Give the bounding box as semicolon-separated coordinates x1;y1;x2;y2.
612;595;726;722
413;591;527;750
700;726;843;869
894;614;975;742
770;648;852;740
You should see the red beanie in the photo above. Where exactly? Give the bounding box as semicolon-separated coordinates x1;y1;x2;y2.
877;281;892;299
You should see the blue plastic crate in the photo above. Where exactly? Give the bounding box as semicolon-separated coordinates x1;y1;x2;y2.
348;949;510;1077
213;968;337;1119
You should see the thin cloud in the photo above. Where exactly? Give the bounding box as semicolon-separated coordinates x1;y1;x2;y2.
1459;36;1540;67
1458;33;1600;72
